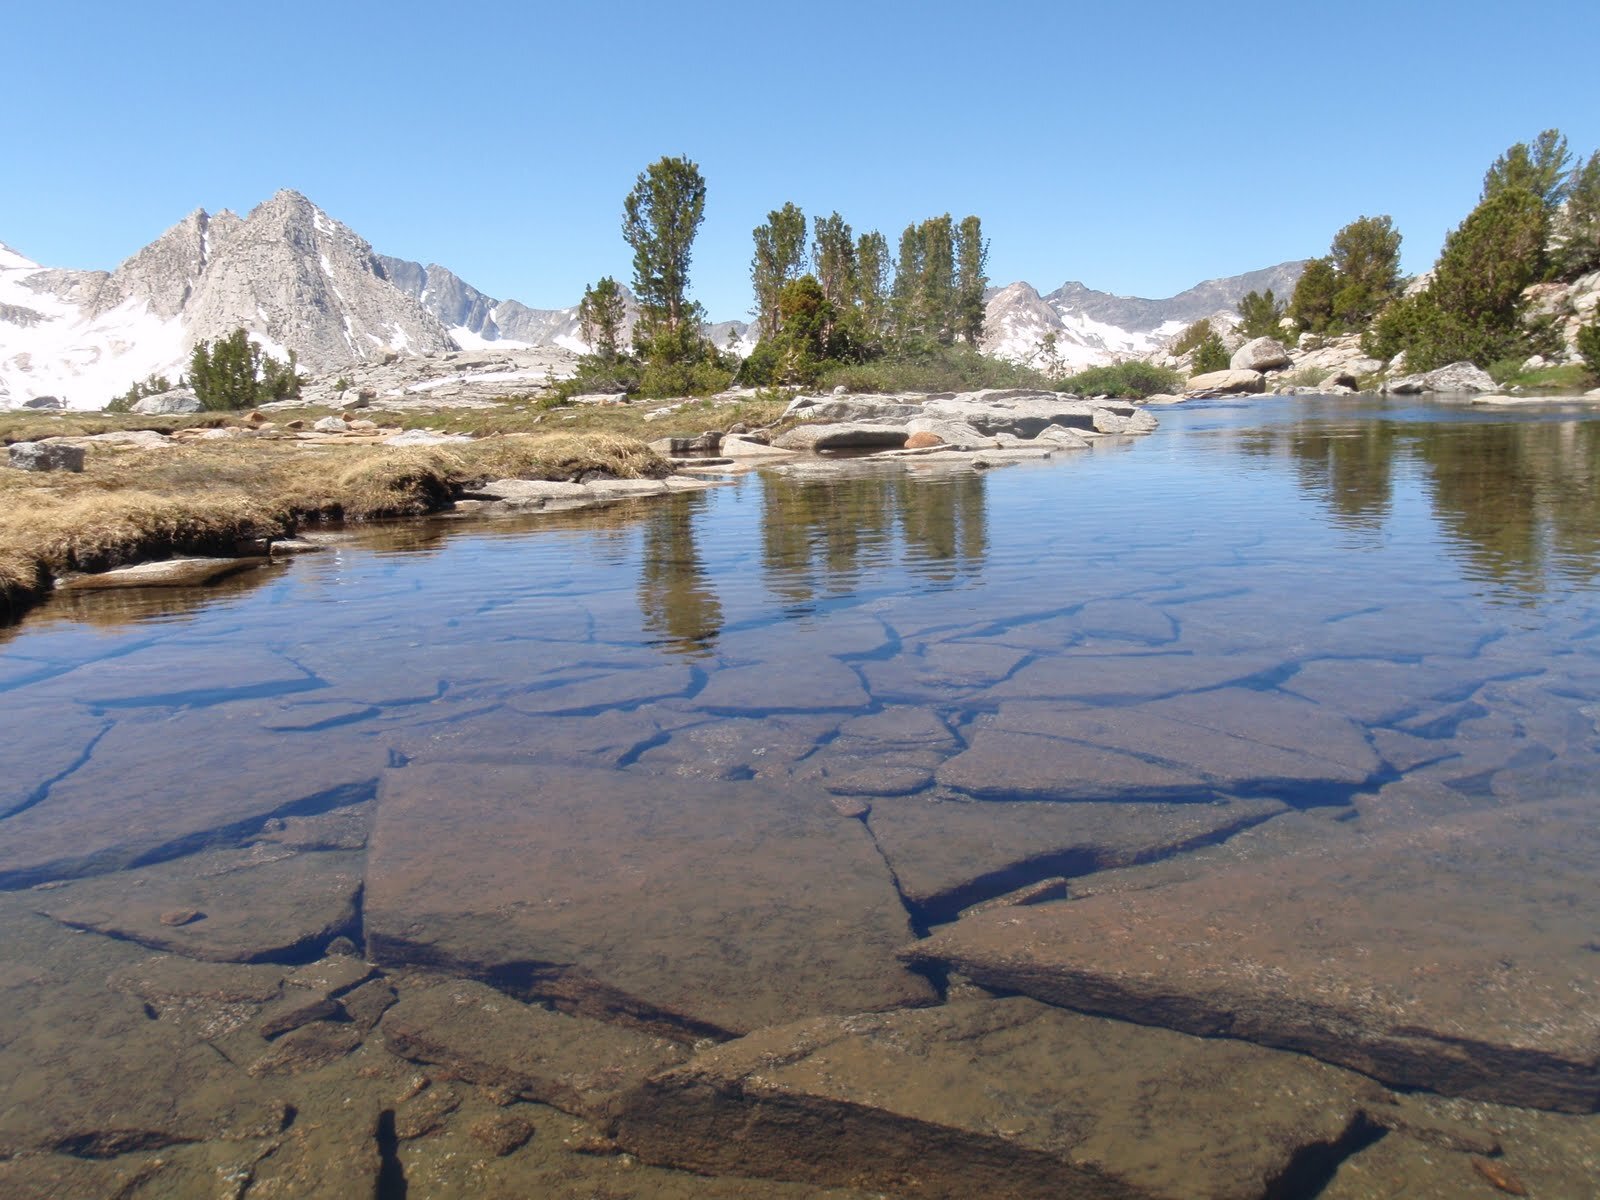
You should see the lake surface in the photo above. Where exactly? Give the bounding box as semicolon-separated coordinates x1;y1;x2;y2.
3;394;1599;1197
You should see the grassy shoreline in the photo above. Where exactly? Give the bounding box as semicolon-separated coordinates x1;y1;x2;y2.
0;429;672;625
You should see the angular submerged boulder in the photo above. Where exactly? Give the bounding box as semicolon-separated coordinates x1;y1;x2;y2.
906;798;1600;1111
613;997;1387;1200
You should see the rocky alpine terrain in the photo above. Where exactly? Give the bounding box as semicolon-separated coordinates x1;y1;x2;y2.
2;190;1304;411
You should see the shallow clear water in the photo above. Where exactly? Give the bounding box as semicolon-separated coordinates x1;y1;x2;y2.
3;393;1599;1196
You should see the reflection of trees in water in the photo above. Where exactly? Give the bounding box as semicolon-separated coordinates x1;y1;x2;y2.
637;493;724;656
1413;420;1600;596
759;469;988;605
1233;422;1398;531
1260;416;1600;596
894;473;988;584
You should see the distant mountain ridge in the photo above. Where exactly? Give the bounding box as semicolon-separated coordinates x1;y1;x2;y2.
375;256;755;359
982;262;1308;370
1;189;1304;407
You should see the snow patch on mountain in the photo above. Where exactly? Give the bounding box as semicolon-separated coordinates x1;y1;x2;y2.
1;192;454;408
0;251;188;408
0;243;40;271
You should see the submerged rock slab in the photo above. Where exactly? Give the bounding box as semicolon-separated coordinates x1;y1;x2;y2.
0;721;384;889
613;997;1381;1200
383;976;686;1118
866;795;1285;919
34;846;362;961
906;798;1600;1111
0;905;285;1159
366;764;936;1037
0;707;110;821
695;655;868;714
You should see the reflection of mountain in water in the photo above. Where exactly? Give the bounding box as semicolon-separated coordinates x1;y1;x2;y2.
759;470;988;608
1250;416;1600;598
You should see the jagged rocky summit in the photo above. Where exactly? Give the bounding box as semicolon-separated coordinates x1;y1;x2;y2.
0;193;456;409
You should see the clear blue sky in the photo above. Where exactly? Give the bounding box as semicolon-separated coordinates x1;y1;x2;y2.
8;0;1599;320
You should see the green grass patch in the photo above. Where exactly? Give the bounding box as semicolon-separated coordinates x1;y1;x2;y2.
1486;361;1596;392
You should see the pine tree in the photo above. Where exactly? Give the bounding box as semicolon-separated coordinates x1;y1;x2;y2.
855;230;891;342
1236;290;1284;340
190;328;263;410
955;215;988;345
1554;150;1600;280
1288;257;1340;334
1483;129;1572;212
578;276;628;361
919;215;957;344
1432;186;1547;327
623;156;708;365
811;213;856;310
890;223;925;342
1367;186;1548;372
1328;215;1403;328
1192;331;1230;374
750;203;807;339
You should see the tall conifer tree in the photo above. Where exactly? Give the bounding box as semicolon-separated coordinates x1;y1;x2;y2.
855;230;891;341
919;215;957;344
750;203;807;339
623;156;707;364
955;215;989;345
891;223;925;342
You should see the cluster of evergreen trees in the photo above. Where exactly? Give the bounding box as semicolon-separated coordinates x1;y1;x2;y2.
565;157;739;398
565;156;992;398
189;329;302;410
741;206;989;385
1286;129;1600;376
109;329;302;412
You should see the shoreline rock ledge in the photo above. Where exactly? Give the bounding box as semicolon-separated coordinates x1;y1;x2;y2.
775;388;1158;453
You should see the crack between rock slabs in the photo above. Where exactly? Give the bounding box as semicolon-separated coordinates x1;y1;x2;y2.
1;719;114;822
910;802;1290;930
0;778;379;893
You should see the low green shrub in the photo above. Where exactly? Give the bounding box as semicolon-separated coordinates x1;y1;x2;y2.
1192;332;1230;374
1056;362;1183;398
1578;319;1600;378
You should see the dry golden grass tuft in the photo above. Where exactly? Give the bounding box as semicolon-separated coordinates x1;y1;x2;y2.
0;431;667;621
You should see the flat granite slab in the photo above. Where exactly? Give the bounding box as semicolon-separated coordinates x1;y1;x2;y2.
613;997;1384;1200
366;763;936;1038
906;798;1600;1111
